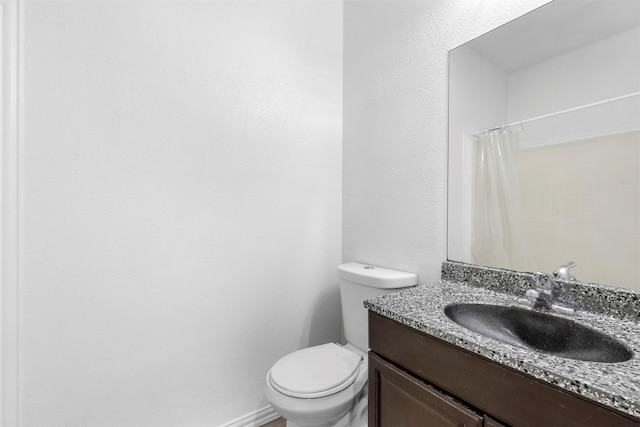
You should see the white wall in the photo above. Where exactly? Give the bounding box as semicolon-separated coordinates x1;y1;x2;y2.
343;0;550;283
2;1;20;425
508;27;640;121
20;1;342;425
509;27;640;148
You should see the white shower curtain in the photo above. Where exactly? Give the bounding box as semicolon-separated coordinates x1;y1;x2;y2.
471;128;530;271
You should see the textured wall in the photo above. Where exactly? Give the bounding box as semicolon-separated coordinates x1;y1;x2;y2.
20;1;342;425
343;0;550;283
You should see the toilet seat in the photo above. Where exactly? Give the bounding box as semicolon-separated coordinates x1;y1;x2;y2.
268;343;363;399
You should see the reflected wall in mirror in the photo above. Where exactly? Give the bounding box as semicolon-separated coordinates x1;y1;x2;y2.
448;0;640;290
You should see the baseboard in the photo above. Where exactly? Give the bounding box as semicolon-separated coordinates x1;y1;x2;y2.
220;405;280;427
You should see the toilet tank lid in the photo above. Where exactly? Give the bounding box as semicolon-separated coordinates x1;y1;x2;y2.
337;262;417;289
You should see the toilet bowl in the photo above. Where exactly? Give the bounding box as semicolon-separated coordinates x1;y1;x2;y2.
265;343;368;427
265;263;417;427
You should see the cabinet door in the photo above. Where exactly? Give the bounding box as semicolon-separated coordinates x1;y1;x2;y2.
369;353;483;427
484;415;507;427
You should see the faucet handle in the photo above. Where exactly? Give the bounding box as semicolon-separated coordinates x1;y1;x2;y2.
533;272;554;292
553;261;577;281
521;272;576;316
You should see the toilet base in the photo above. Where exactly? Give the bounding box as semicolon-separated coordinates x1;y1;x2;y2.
266;343;369;427
284;386;367;427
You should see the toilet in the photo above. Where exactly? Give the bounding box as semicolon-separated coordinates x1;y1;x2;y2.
265;262;417;427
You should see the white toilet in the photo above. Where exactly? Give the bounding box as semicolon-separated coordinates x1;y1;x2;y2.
265;262;417;427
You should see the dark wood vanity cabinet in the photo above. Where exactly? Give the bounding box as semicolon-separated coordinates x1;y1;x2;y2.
369;352;496;426
368;312;640;427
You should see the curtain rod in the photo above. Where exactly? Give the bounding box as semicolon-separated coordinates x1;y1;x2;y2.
471;91;640;137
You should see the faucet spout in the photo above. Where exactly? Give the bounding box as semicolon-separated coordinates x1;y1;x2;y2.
517;272;575;315
553;261;577;281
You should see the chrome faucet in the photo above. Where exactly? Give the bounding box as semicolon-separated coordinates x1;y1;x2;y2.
553;261;577;281
517;272;575;315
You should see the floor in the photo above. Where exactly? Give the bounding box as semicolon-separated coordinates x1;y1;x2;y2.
260;417;286;427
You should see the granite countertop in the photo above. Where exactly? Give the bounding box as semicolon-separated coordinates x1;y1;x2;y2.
364;280;640;419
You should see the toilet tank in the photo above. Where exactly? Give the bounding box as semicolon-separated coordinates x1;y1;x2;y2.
338;262;417;351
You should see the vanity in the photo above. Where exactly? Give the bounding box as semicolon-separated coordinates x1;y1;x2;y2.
365;262;640;426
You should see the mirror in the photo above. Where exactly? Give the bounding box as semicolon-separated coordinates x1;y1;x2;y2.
448;0;640;290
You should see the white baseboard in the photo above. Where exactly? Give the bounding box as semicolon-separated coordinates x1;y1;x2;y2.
220;405;280;427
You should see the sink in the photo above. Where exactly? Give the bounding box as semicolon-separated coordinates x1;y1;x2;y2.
444;303;633;363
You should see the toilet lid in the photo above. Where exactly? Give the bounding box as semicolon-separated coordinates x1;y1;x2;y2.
269;343;363;398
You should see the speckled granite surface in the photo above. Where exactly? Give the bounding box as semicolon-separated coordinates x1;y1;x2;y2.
442;261;640;321
365;262;640;419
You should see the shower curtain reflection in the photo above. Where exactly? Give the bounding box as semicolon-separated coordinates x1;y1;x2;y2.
471;128;531;271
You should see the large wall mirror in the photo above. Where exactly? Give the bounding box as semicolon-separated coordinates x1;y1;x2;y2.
448;0;640;290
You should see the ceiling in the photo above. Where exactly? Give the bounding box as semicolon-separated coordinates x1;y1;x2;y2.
463;0;640;73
